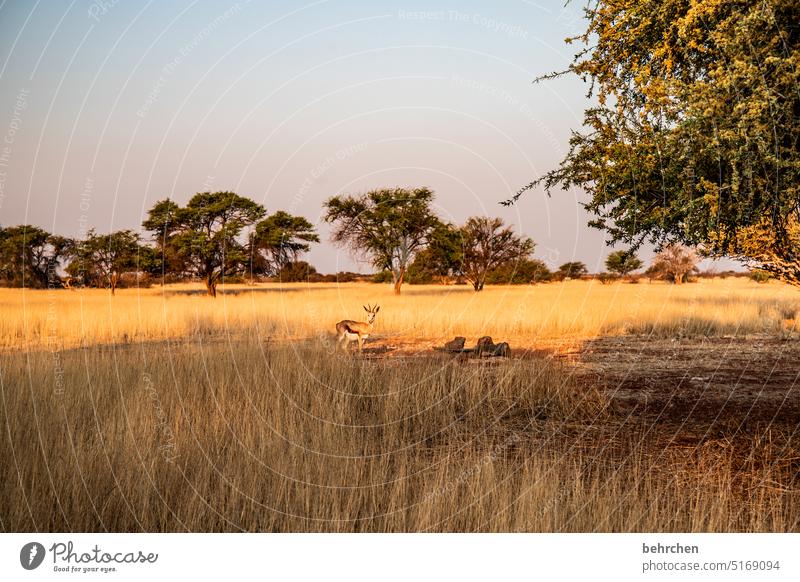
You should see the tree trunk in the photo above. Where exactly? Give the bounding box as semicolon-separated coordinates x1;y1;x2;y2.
110;272;118;296
206;274;217;297
674;273;683;285
393;268;405;295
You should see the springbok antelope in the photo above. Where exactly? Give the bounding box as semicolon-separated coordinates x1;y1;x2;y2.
336;304;380;353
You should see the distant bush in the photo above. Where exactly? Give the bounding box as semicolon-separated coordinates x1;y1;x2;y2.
220;275;247;284
277;261;317;282
336;271;372;283
118;272;153;288
372;270;394;284
405;266;433;284
649;244;699;284
749;270;772;283
159;273;186;285
605;250;642;277
595;272;619;285
485;259;552;285
554;262;588;281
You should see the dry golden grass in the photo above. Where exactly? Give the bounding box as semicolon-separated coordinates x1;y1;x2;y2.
1;279;798;532
2;341;796;532
1;278;798;350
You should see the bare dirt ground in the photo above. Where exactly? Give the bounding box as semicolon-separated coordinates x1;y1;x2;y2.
361;333;800;450
571;336;800;427
363;334;799;422
366;335;800;496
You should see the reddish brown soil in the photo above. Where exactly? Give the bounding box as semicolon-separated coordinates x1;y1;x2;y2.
363;334;800;437
568;336;800;428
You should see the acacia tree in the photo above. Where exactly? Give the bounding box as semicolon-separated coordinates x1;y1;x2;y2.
605;250;643;278
142;199;186;283
0;225;73;288
508;1;800;285
144;192;265;297
555;261;588;281
650;244;698;284
460;216;534;291
66;230;143;294
324;187;440;294
249;210;319;277
407;221;463;284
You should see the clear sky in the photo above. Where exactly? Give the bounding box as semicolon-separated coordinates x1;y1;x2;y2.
0;0;736;273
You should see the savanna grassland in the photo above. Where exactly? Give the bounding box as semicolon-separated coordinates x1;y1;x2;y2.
1;278;799;532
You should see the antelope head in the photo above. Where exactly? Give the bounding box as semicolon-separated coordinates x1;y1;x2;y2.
363;304;380;324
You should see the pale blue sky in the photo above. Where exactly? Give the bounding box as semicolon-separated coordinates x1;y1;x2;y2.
0;0;736;272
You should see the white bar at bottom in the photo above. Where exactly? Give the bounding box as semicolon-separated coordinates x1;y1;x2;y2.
1;533;797;581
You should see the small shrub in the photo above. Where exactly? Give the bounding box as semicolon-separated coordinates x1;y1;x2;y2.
220;275;246;284
749;270;772;283
118;272;153;288
595;272;619;285
371;270;393;284
554;261;588;281
278;261;317;282
485;259;552;285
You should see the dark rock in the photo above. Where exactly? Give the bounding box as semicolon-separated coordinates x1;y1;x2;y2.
443;336;467;352
475;336;511;357
493;342;511;357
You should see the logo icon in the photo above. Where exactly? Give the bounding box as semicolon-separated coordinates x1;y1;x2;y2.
20;542;45;570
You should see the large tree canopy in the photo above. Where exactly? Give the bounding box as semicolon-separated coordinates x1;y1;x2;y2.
66;229;145;294
460;217;534;291
324;187;440;294
510;0;800;284
141;199;187;281
605;250;643;277
0;225;72;288
144;192;265;296
649;243;699;284
407;221;463;284
249;210;319;277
